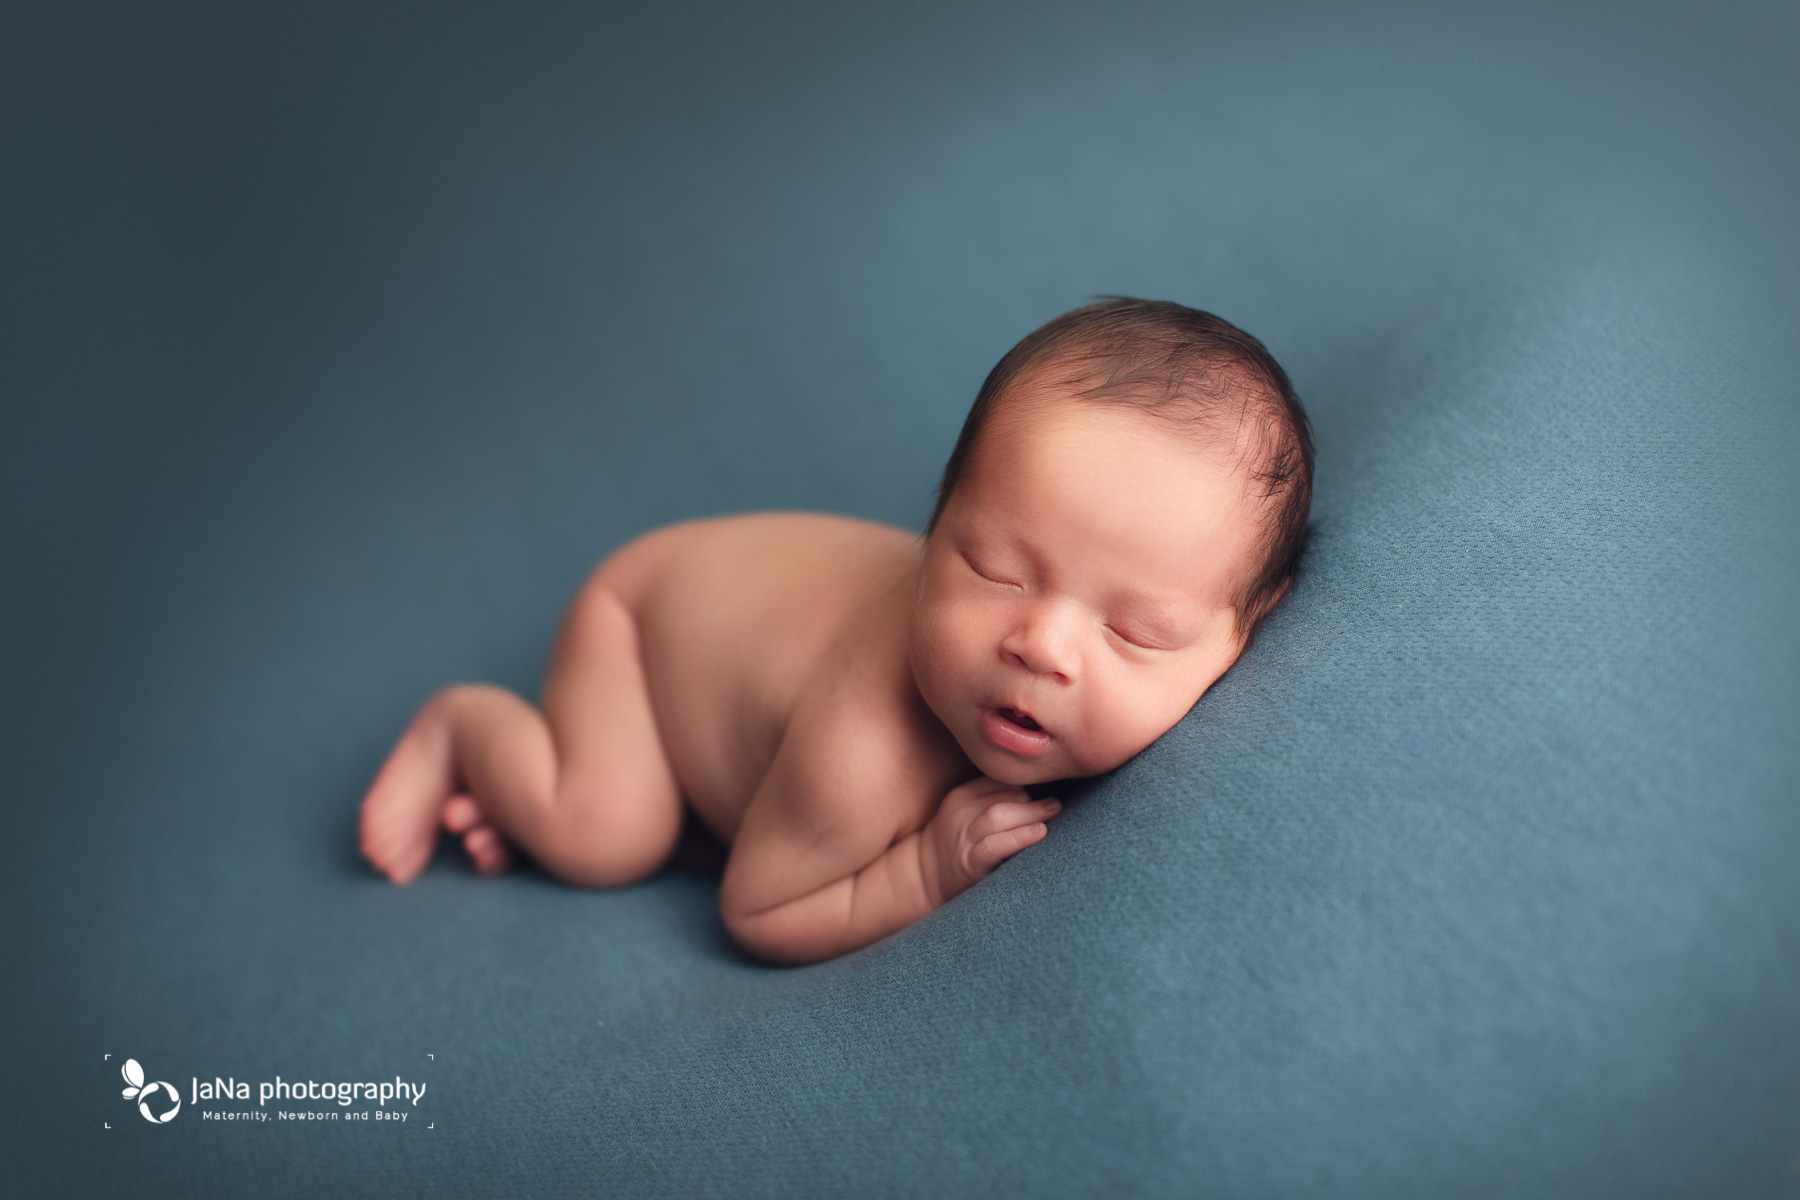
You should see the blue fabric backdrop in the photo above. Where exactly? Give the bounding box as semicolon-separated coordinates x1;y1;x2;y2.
4;1;1797;1195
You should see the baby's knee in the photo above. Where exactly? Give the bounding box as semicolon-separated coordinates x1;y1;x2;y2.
538;790;682;888
423;682;501;721
538;837;672;889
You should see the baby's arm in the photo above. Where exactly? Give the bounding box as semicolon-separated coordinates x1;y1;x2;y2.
719;693;1061;965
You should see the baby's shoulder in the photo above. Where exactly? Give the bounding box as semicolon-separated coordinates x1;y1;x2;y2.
776;570;967;828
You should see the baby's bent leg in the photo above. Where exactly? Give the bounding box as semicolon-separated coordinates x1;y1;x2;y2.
359;578;684;888
523;578;686;885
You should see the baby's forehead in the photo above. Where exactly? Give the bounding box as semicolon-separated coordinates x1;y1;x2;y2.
969;395;1271;537
979;384;1272;496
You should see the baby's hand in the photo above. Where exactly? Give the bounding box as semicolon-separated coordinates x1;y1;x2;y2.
922;776;1062;906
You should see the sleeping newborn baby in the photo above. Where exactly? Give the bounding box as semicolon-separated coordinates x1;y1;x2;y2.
360;298;1313;964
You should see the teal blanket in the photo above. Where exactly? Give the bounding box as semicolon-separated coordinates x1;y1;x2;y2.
5;1;1796;1194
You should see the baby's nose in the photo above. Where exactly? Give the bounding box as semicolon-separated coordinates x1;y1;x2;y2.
1001;602;1080;681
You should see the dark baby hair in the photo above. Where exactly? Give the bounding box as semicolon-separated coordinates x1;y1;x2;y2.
928;297;1314;641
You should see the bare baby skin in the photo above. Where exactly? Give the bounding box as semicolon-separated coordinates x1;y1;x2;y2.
361;350;1289;964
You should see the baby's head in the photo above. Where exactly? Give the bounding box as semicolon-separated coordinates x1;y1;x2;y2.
910;298;1313;785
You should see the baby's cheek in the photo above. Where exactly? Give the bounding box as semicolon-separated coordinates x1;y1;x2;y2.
910;600;974;702
1067;718;1139;776
1079;682;1180;771
917;593;978;663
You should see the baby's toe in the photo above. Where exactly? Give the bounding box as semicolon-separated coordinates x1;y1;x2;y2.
442;794;483;834
464;826;513;876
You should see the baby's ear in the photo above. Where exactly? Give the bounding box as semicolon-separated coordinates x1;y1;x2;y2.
1234;578;1290;652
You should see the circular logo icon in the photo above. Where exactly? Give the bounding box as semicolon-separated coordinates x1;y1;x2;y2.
136;1080;181;1123
121;1059;180;1124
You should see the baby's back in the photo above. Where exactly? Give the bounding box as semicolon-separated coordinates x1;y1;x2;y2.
598;512;921;840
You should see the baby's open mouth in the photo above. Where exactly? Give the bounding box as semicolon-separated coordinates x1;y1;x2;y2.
997;707;1041;731
980;706;1053;757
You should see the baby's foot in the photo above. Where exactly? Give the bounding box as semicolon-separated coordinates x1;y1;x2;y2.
359;696;458;884
442;794;515;876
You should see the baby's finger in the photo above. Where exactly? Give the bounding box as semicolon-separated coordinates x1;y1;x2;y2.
968;821;1049;876
973;797;1062;837
957;774;1034;802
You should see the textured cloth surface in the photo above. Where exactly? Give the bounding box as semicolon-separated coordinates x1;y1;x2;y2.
5;2;1798;1196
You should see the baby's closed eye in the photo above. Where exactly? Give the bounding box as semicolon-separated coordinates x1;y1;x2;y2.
961;550;1023;589
1102;618;1188;652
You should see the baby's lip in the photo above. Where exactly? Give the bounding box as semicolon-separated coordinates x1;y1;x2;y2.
979;705;1053;757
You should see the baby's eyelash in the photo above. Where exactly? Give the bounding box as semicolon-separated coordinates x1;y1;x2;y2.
1105;624;1168;651
961;552;1019;588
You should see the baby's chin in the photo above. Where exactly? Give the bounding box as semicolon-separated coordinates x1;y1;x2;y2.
975;757;1059;787
961;736;1112;788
